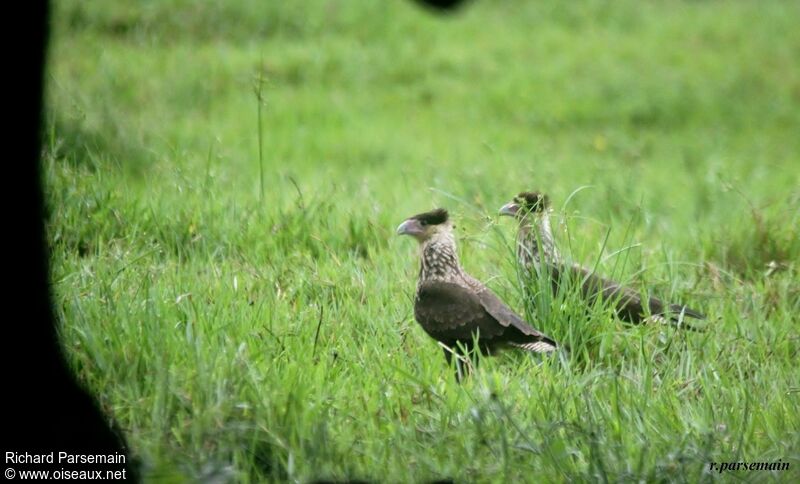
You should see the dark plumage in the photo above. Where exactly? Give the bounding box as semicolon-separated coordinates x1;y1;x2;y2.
397;208;558;379
499;192;706;330
410;207;449;226
514;192;550;213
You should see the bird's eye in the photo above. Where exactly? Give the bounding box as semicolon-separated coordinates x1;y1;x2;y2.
420;220;428;226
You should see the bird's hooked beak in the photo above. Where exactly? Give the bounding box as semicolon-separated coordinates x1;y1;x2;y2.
498;202;520;217
396;218;424;237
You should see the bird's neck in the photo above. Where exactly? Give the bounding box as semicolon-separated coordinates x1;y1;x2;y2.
518;211;561;268
419;231;463;284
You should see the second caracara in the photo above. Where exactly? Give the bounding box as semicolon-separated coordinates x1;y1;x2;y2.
397;208;558;377
499;192;706;329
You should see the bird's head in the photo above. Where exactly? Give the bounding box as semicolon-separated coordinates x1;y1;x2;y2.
498;191;550;220
396;208;452;243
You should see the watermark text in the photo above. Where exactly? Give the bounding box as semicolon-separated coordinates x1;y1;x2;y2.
5;451;127;480
708;460;789;474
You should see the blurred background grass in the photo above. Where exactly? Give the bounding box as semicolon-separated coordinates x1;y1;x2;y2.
45;0;799;481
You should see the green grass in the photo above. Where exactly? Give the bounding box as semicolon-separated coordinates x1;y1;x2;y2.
45;0;799;481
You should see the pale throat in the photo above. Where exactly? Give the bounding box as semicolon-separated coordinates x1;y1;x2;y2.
518;211;561;268
418;230;463;283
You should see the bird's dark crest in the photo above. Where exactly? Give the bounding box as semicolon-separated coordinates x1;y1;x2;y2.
515;191;549;212
410;208;449;225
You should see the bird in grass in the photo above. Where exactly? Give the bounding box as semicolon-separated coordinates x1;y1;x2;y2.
397;208;558;379
499;192;706;330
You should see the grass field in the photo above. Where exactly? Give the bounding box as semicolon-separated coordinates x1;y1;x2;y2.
45;0;800;481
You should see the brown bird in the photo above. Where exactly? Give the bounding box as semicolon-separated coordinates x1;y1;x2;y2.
397;208;558;378
499;192;706;329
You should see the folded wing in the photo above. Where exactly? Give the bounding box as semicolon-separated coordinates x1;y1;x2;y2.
415;281;557;352
545;262;706;328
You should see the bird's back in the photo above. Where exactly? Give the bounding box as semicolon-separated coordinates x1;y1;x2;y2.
414;279;557;353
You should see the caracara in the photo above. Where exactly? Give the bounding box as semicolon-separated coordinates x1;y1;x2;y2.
499;192;706;329
397;208;558;378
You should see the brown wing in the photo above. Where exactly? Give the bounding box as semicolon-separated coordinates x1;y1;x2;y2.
414;281;557;351
474;287;555;341
549;262;705;326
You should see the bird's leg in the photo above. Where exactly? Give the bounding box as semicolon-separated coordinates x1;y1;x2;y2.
439;344;454;378
457;344;480;381
441;344;474;382
442;345;462;382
